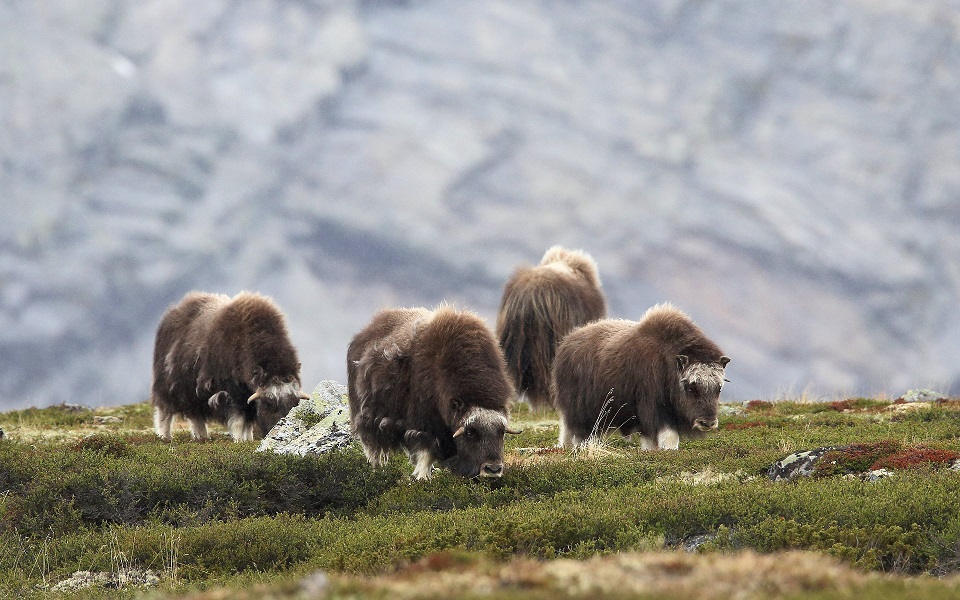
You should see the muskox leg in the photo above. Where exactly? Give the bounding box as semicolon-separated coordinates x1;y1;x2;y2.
408;449;435;480
656;427;679;450
358;441;390;467
638;434;657;451
187;417;209;441
153;406;174;441
226;413;248;442
557;418;581;448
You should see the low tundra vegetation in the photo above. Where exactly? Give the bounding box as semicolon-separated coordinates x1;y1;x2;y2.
1;397;960;598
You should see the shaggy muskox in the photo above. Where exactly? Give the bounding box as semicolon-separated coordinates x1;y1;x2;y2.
552;303;730;450
348;306;519;480
496;246;607;410
151;291;309;441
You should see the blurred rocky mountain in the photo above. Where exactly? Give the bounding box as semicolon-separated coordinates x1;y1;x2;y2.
3;0;960;409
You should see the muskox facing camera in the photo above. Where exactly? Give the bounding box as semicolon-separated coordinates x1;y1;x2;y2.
348;306;520;480
496;246;606;410
552;303;729;450
151;291;309;442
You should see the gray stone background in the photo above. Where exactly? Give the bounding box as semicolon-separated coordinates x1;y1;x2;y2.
3;0;960;409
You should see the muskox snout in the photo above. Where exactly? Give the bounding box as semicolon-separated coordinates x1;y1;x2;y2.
693;418;719;431
480;462;504;478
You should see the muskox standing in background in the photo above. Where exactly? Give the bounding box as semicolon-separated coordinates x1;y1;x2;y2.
552;303;730;450
151;291;309;441
348;306;519;480
496;246;607;410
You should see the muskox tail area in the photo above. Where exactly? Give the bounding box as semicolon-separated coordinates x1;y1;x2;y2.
497;292;558;410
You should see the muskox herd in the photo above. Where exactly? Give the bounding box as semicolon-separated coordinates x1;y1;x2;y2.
151;246;729;480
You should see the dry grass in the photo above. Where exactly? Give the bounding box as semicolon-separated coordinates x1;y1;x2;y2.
330;550;879;600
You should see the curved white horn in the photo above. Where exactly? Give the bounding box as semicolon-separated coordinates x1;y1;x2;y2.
298;390;311;400
452;426;466;438
247;389;263;404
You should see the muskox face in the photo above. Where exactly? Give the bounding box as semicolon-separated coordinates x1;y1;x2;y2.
248;378;310;437
677;355;730;432
444;407;520;478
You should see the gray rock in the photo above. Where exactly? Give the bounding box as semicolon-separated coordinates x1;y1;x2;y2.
50;569;160;592
679;534;716;553
55;403;93;413
258;380;355;457
93;415;123;425
898;389;949;403
300;570;330;597
767;447;839;482
863;468;895;483
719;404;746;417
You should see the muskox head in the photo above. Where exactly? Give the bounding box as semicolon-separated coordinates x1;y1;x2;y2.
444;406;520;478
247;375;310;437
676;355;730;433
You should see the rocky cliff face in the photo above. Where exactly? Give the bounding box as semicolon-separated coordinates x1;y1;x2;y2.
3;0;959;409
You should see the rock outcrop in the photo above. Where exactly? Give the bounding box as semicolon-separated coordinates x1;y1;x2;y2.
258;380;354;457
3;1;960;409
767;447;840;482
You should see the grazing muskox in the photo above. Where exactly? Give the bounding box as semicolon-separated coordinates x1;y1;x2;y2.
348;306;520;480
496;246;607;410
552;303;730;450
151;291;309;441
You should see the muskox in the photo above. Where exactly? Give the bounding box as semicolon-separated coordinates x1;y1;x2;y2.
496;246;607;410
552;303;730;450
348;306;519;480
151;291;309;441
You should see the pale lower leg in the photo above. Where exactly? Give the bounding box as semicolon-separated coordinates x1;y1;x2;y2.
558;419;579;448
153;407;173;441
227;414;247;441
410;450;435;480
656;427;679;450
188;418;209;440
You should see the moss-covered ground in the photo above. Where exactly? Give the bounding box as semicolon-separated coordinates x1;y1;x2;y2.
3;397;960;598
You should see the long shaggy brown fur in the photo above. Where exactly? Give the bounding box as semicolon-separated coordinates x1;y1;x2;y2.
496;246;606;409
348;306;517;479
151;291;306;441
552;303;729;449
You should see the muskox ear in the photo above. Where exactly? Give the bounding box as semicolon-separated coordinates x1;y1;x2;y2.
252;365;266;387
208;391;231;409
451;398;464;412
719;356;731;367
676;355;689;373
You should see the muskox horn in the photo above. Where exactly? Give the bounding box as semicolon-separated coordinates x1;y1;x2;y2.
247;389;263;404
505;426;522;435
452;426;466;438
298;390;311;400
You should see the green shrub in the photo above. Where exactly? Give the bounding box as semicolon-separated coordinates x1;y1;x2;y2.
710;519;933;572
